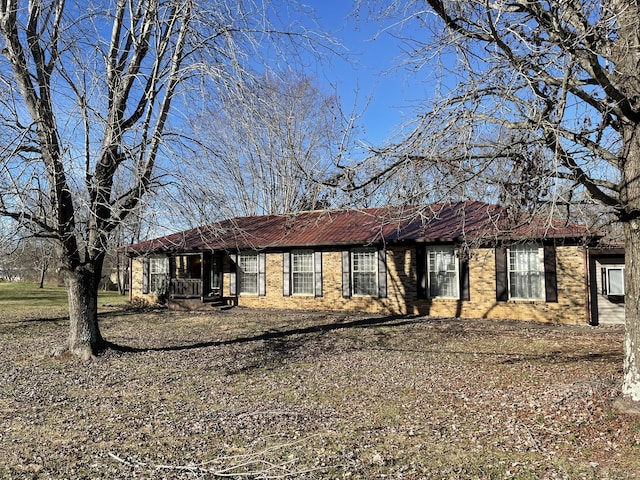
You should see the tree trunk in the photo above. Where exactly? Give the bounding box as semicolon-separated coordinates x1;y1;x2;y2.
623;220;640;400
38;264;46;289
621;123;640;401
63;265;104;361
116;253;127;295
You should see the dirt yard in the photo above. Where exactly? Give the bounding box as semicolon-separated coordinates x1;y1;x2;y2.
0;306;638;479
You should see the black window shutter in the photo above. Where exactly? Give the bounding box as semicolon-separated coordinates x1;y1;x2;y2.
163;257;170;293
283;252;291;296
459;253;470;301
378;249;387;298
544;244;558;303
341;250;351;298
314;251;323;297
416;245;426;299
258;252;266;296
142;258;150;294
601;267;607;296
495;247;508;301
229;253;237;296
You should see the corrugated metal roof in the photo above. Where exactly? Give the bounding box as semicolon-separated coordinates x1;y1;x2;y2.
124;201;599;255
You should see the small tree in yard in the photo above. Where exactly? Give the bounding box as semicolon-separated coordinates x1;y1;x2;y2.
0;0;319;359
362;1;640;401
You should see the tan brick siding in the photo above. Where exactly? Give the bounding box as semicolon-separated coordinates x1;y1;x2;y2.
412;246;587;324
130;244;589;324
130;257;162;304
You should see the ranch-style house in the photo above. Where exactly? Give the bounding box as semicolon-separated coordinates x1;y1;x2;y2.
124;201;624;325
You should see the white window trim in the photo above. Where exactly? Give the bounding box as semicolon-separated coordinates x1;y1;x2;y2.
606;267;625;296
351;247;378;297
426;246;459;299
291;249;315;296
507;243;545;301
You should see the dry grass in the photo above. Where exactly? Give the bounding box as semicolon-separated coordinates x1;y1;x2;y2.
0;282;128;318
0;305;638;479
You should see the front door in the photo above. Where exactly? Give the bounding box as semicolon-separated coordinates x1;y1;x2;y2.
210;255;223;298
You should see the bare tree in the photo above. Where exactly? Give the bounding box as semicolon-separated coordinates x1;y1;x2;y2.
28;237;56;288
167;69;350;224
359;0;640;401
0;0;323;359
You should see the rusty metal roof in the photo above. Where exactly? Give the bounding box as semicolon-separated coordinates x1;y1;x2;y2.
124;201;600;255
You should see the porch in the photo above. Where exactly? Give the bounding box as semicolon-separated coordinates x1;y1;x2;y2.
168;253;224;302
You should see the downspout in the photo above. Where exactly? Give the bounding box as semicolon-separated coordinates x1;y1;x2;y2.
128;255;133;302
584;247;593;325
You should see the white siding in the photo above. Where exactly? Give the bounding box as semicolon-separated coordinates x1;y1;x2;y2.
594;257;625;325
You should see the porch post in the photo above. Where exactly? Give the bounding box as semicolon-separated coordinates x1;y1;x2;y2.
202;252;211;300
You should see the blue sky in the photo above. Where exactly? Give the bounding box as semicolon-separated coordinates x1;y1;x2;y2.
301;1;427;148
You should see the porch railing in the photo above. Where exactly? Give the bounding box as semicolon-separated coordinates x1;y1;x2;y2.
170;278;202;298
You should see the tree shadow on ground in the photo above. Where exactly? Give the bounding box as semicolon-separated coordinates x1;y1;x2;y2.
104;313;416;355
102;312;622;374
499;350;622;365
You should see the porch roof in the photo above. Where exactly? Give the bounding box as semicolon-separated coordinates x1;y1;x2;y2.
123;201;600;255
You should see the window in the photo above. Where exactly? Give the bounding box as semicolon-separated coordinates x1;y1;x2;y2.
283;250;322;297
508;244;544;300
149;256;168;294
341;248;386;298
351;248;378;296
604;267;625;296
238;252;258;294
426;246;459;298
291;250;314;295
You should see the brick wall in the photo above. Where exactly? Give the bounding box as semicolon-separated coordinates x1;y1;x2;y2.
411;245;588;324
130;257;161;305
130;257;144;299
130;244;589;324
236;250;397;314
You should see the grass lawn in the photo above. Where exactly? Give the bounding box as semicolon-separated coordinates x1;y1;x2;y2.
0;282;128;318
0;305;638;479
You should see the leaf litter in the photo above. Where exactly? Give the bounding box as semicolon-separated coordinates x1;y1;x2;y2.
0;307;638;479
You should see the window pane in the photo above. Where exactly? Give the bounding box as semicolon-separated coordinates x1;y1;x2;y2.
292;250;313;272
352;248;377;296
150;257;167;274
240;273;258;294
354;272;377;296
510;271;542;299
292;250;314;295
293;272;313;294
239;253;257;273
608;268;625;295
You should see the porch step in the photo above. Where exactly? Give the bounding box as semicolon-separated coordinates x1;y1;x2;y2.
169;297;235;311
204;298;230;309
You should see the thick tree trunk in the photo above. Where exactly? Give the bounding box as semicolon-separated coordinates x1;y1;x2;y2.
63;265;104;361
623;221;640;401
609;0;640;403
621;123;640;401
